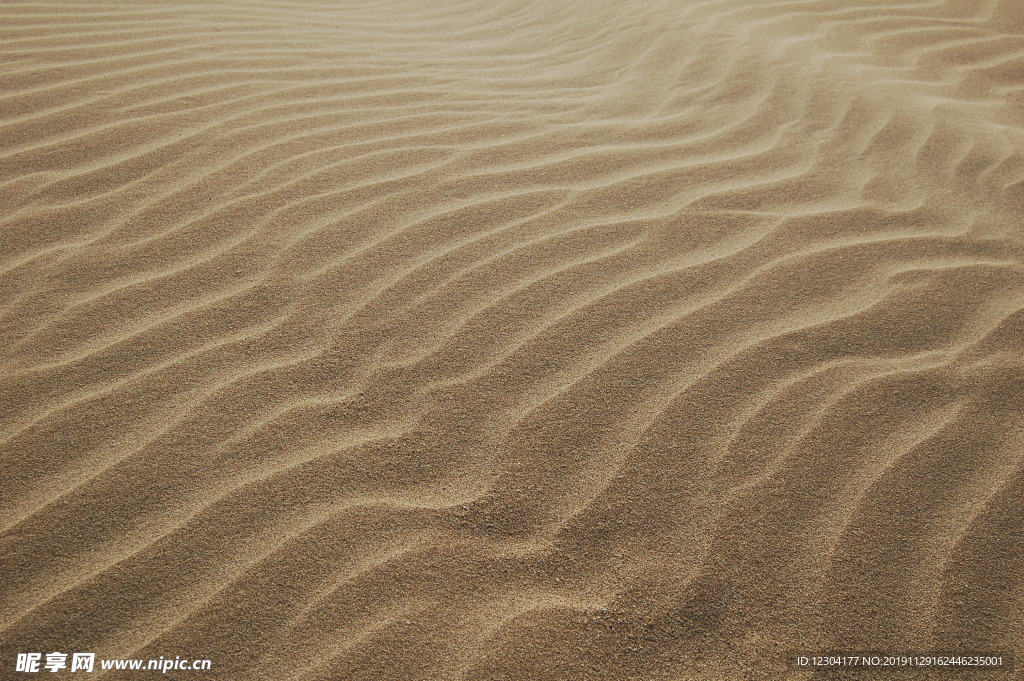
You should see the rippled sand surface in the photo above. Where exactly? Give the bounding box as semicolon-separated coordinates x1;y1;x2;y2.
2;1;1023;679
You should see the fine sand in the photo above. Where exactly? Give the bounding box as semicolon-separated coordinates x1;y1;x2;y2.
2;1;1023;679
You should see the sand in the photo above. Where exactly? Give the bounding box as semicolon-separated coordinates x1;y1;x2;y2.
1;0;1023;679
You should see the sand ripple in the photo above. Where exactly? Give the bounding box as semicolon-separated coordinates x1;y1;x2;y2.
1;0;1022;679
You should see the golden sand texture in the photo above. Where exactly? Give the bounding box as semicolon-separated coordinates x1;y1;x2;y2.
2;0;1023;679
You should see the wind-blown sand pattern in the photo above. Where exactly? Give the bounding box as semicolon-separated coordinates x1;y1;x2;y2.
2;0;1023;679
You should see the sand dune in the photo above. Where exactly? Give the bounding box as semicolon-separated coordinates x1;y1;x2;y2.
1;0;1023;679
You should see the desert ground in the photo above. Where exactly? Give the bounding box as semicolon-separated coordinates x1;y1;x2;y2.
1;0;1023;679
